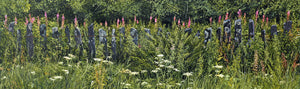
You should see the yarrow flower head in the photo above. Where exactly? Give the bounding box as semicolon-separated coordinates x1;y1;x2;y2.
63;56;72;60
157;54;164;57
183;72;193;77
130;72;139;75
93;58;103;62
216;74;224;78
213;65;223;69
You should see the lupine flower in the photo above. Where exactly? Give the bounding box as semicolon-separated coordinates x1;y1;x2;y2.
122;17;125;26
4;15;7;27
25;17;28;26
225;12;229;20
117;18;120;28
173;16;176;22
45;11;48;25
105;21;107;27
61;14;65;28
182;22;185;27
287;11;290;21
84;22;86;28
134;15;136;22
255;10;259;21
150;16;152;21
31;17;35;24
136;20;139;24
155;17;157;23
100;23;103;26
15;17;17;25
209;17;212;25
237;9;242;18
188;17;191;28
218;15;221;24
56;13;59;20
37;16;40;27
178;19;180;26
74;16;78;27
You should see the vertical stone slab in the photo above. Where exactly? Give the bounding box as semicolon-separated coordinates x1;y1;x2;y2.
17;29;22;52
52;27;60;39
40;24;47;51
234;19;242;45
157;27;162;36
130;28;138;45
99;29;108;57
185;28;192;35
283;21;292;35
65;26;70;43
119;27;126;48
111;29;117;60
204;27;212;45
270;25;277;40
26;22;34;57
8;22;15;35
223;19;231;44
144;28;151;39
88;23;96;58
195;30;200;39
216;27;221;44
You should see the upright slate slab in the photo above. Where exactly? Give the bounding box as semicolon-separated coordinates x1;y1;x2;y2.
144;28;151;39
17;29;22;52
216;27;221;44
223;19;231;44
119;27;126;47
8;22;15;34
185;28;192;35
74;27;83;58
99;29;108;57
88;23;96;58
65;26;70;43
130;28;138;45
195;30;201;39
204;27;212;45
249;19;255;41
40;24;47;51
52;27;60;39
283;21;292;35
261;29;266;48
234;19;242;44
111;29;117;60
74;27;82;48
270;25;277;39
26;22;34;57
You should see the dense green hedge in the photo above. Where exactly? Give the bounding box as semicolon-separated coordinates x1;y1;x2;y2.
1;0;300;25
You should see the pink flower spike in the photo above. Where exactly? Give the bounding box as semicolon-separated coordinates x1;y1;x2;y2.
25;17;28;25
173;16;176;22
255;10;259;20
122;17;125;26
31;17;35;24
150;16;152;21
105;21;107;27
15;17;17;25
74;16;77;27
188;17;191;28
5;15;7;19
155;17;157;23
218;15;221;23
134;15;136;22
287;11;290;21
57;13;59;20
137;20;139;24
209;17;212;23
44;11;47;18
62;14;65;20
178;19;180;26
182;22;185;27
225;12;229;20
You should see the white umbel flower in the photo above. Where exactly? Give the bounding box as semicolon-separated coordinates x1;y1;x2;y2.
157;54;164;57
213;65;223;69
183;72;193;77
